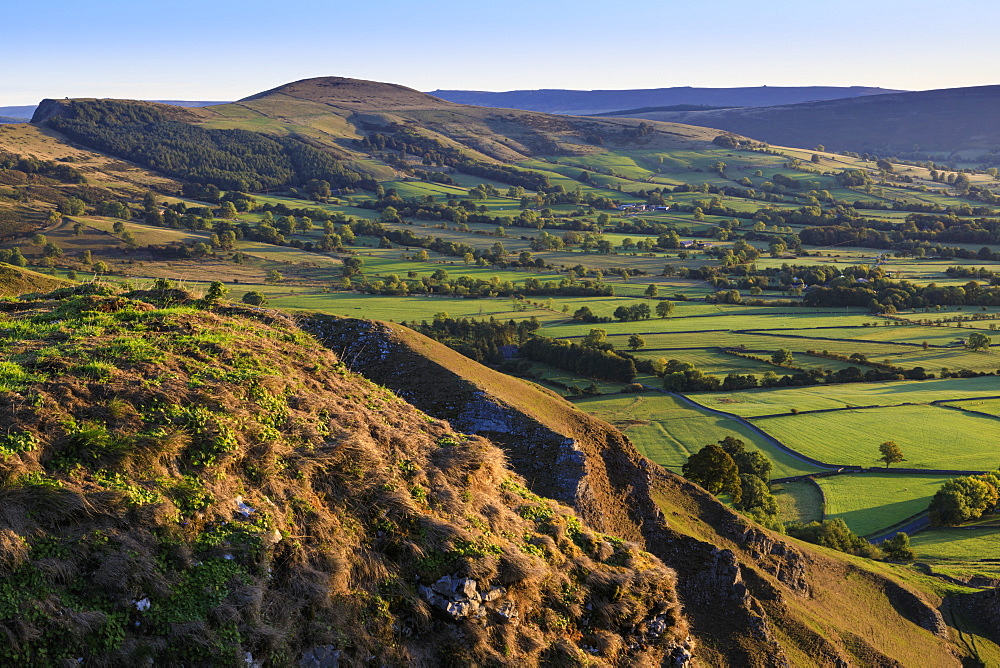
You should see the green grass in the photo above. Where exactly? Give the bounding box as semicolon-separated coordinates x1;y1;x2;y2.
268;291;553;322
751;405;1000;470
817;472;955;536
690;376;1000;417
571;393;820;478
941;397;1000;416
772;480;823;525
522;363;626;395
910;527;1000;561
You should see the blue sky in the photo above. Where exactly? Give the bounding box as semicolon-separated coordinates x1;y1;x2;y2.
3;0;998;105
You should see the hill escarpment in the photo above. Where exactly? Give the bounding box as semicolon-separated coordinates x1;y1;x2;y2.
0;285;691;666
305;315;976;666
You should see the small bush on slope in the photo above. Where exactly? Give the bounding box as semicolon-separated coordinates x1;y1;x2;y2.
0;285;687;666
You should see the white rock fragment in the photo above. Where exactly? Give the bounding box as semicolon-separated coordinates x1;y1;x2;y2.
235;496;256;517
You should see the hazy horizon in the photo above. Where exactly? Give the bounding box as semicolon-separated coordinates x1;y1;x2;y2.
4;0;998;106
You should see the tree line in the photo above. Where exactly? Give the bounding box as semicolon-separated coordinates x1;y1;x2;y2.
46;100;373;192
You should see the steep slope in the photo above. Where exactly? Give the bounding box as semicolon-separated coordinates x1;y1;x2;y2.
305;315;995;666
0;285;691;666
428;86;903;116
601;85;1000;155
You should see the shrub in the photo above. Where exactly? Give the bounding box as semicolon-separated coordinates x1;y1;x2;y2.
242;290;267;306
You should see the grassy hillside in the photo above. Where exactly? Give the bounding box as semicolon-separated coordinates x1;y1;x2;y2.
0;262;73;297
0;284;692;665
33;76;730;189
300;313;999;666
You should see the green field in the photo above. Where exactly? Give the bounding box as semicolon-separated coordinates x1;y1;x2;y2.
572;393;820;478
524;363;626;395
751;405;1000;470
910;527;1000;561
941;397;1000;416
690;376;1000;417
772;480;824;525
268;291;553;322
818;472;955;536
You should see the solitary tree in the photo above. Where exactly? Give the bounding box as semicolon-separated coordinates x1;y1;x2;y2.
967;332;991;351
627;334;646;351
241;291;267;306
204;281;228;303
655;300;675;318
878;441;904;468
342;256;364;277
644;284;659;299
771;349;794;366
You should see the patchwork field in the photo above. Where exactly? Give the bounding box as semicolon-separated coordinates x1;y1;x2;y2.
573;393;821;478
690;376;1000;417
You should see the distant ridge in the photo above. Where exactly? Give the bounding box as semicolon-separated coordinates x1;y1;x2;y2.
595;84;1000;154
0;100;227;123
428;86;903;115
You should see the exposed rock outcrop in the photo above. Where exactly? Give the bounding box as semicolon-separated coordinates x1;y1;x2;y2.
304;315;975;666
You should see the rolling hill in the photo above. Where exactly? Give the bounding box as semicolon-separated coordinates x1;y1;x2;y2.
597;85;1000;156
32;77;731;163
428;86;902;116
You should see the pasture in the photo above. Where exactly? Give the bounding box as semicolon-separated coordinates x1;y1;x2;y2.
772;480;824;525
817;472;955;536
690;376;1000;417
750;405;1000;470
572;393;820;478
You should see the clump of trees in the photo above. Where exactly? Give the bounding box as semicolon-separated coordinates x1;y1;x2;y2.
613;303;651;322
882;532;915;561
786;519;880;558
682;437;780;530
519;336;637;382
928;471;1000;526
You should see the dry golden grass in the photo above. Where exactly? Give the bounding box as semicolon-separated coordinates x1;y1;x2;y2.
0;124;178;192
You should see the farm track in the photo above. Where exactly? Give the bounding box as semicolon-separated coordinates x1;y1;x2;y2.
868;513;932;543
664;390;835;470
675;391;992;476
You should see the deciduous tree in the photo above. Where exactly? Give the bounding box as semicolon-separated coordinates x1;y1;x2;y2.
682;444;742;503
878;441;903;468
